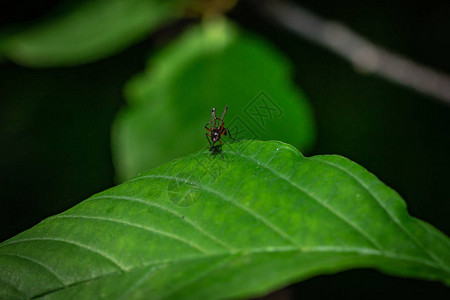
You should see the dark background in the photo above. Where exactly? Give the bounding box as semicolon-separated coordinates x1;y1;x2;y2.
0;0;449;298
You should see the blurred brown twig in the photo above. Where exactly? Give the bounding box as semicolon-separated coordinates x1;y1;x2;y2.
257;0;450;106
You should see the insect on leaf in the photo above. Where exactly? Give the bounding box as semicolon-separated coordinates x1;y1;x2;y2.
112;19;316;181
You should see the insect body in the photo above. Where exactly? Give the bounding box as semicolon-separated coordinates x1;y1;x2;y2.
205;105;237;154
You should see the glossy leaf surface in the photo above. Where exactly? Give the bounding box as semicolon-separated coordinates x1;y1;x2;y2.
0;140;449;299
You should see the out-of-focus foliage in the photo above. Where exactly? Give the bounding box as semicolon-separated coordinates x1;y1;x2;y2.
0;0;188;67
0;141;448;299
112;18;316;181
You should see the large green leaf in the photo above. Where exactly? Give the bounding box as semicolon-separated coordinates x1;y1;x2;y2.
113;19;315;181
0;140;448;299
0;0;188;67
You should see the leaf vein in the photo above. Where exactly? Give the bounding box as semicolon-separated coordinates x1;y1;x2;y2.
47;215;209;254
0;252;66;286
0;237;126;272
160;256;234;300
130;174;299;246
86;195;235;251
31;245;444;299
313;157;449;270
222;150;384;251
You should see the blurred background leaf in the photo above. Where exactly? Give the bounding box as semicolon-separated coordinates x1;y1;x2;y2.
0;0;189;67
112;18;316;181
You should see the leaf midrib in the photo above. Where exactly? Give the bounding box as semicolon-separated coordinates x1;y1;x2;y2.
1;233;445;300
18;244;444;299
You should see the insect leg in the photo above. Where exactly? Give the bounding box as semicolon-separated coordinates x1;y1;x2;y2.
205;120;216;131
219;105;228;123
226;128;239;142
